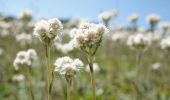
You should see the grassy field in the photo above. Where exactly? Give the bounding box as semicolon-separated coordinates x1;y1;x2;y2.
0;12;170;100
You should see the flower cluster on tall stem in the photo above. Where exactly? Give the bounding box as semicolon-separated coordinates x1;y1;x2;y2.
13;49;37;100
33;18;63;100
54;56;84;100
71;22;108;100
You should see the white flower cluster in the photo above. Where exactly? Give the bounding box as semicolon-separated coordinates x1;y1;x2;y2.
33;18;63;44
12;74;25;83
159;22;170;31
13;49;37;70
18;9;33;21
16;32;32;46
54;39;78;54
85;63;100;73
160;37;170;51
127;33;151;50
127;14;139;23
98;10;117;22
71;22;108;48
54;56;84;77
146;13;160;25
111;32;128;42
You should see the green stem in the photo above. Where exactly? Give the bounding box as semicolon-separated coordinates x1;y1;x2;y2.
46;44;52;100
66;78;71;100
88;55;96;100
26;68;35;100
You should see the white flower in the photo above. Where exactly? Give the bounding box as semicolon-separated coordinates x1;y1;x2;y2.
15;32;32;46
72;22;108;48
159;22;170;31
160;37;170;50
127;33;151;50
98;10;117;22
48;18;63;36
27;49;37;61
33;18;63;44
12;74;25;83
54;56;84;77
146;13;160;25
111;32;128;42
13;49;37;70
127;14;139;23
138;27;146;33
54;39;78;54
151;63;161;70
18;9;33;20
85;63;100;73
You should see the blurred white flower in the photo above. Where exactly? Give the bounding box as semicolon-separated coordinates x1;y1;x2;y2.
111;32;128;42
151;62;161;70
54;39;78;54
54;56;84;77
127;33;151;50
13;49;37;70
27;49;37;61
15;32;32;46
12;74;25;83
145;32;161;42
33;18;63;44
138;27;146;33
160;37;170;50
127;14;139;23
85;63;100;73
18;9;33;21
146;13;160;26
159;22;170;32
98;10;117;23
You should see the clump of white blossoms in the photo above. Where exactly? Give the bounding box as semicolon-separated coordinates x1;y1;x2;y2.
98;10;117;26
54;39;78;54
127;33;151;50
160;37;170;51
18;9;33;21
16;32;32;46
146;13;160;31
12;74;25;83
54;56;84;77
71;22;108;55
111;32;128;42
159;22;170;32
33;18;63;45
85;63;100;73
13;49;37;70
127;13;139;24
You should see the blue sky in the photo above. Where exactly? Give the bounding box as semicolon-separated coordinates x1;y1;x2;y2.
0;0;170;27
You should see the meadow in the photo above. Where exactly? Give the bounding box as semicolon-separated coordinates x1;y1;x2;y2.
0;10;170;100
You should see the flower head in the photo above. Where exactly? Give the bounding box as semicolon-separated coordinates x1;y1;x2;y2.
146;13;160;26
127;33;151;50
54;56;84;77
98;10;117;22
159;22;170;32
160;37;170;51
18;9;33;21
33;18;63;44
71;22;108;50
127;13;139;23
15;32;32;46
13;49;37;70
